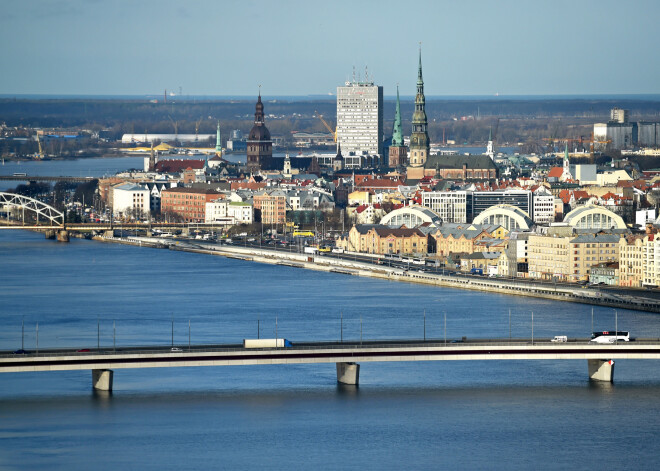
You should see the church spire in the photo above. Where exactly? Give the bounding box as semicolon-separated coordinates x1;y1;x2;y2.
417;45;424;85
409;45;430;168
215;121;222;154
392;85;404;147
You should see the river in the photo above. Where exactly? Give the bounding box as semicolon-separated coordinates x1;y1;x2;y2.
2;156;660;470
2;229;660;470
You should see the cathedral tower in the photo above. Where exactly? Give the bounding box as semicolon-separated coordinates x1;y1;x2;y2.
247;91;272;171
408;47;430;168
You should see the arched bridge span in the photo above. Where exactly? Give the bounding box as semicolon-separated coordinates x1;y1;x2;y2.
0;192;64;227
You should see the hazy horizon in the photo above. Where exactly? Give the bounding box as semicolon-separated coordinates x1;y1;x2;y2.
1;0;659;96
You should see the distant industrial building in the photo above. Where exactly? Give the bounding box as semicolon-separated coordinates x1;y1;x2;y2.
291;132;335;147
226;129;247;151
336;75;383;159
637;122;660;147
121;134;214;144
593;107;660;150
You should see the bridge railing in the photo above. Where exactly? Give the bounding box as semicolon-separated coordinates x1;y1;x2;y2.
4;338;660;358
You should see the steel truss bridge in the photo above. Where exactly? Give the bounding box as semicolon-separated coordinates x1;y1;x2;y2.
0;192;64;227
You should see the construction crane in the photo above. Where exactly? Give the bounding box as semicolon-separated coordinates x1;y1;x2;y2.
314;111;337;142
194;118;203;142
168;116;179;142
35;133;44;159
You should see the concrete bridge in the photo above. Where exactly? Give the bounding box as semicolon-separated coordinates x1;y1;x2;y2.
2;339;659;391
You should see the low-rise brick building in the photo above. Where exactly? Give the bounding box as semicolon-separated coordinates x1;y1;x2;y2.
161;187;222;222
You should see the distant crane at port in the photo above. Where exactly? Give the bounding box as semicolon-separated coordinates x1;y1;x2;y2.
35;133;44;159
168;116;179;142
314;111;337;142
194;118;203;142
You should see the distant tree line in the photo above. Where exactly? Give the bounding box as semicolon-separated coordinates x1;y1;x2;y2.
3;96;660;149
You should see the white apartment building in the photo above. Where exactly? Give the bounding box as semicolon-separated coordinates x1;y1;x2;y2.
205;201;253;225
421;191;470;223
644;236;660;287
532;188;555;224
112;183;150;217
336;80;383;157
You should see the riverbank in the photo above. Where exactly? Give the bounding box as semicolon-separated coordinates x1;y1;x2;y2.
93;234;660;313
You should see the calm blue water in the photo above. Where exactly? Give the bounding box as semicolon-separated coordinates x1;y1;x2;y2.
0;156;144;191
2;230;660;470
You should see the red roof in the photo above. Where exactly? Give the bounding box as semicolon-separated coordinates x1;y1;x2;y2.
356;178;404;189
547;167;564;178
154;159;205;173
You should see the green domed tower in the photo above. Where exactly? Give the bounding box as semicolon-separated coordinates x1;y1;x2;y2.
409;47;429;168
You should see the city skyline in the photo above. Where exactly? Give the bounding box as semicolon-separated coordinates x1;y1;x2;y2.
1;0;659;97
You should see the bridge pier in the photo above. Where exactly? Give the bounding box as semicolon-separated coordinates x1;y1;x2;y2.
336;362;360;386
92;369;113;391
588;359;614;382
103;230;114;238
44;229;56;240
56;230;69;242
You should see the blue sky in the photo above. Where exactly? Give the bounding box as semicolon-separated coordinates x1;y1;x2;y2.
1;0;658;97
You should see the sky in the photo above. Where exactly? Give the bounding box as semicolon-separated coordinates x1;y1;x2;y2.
1;0;659;97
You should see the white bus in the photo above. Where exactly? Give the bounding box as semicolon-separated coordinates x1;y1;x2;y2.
590;331;630;344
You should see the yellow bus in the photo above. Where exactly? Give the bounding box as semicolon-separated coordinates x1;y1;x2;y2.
292;230;315;237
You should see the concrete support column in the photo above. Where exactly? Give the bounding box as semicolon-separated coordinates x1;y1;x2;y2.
336;362;360;386
588;359;614;382
56;230;69;242
44;229;56;240
92;369;113;391
103;230;114;238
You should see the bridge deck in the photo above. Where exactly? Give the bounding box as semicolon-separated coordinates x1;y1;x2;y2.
3;340;660;373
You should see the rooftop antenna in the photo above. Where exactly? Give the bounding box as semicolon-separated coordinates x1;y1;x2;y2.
352;66;356;83
365;65;369;83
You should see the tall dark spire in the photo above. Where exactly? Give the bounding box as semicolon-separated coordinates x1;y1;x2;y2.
254;91;264;124
247;89;272;170
409;45;429;168
417;47;423;85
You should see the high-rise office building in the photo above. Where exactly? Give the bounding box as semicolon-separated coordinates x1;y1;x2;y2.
336;76;383;159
